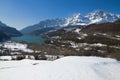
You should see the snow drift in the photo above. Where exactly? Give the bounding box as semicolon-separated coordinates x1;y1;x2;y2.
0;56;120;80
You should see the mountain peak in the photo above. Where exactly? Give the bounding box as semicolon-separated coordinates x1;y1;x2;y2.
65;13;90;26
87;10;107;19
72;13;82;19
86;10;120;24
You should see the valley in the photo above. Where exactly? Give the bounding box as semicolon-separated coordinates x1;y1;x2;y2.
0;10;120;80
0;19;120;61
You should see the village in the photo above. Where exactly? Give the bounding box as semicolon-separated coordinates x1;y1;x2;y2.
0;41;64;61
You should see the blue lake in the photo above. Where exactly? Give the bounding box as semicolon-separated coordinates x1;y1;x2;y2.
11;35;44;44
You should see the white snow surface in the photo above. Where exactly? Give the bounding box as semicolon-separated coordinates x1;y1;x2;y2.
0;56;120;80
74;28;81;33
0;56;12;61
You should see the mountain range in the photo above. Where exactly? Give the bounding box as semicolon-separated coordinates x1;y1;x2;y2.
21;10;120;35
0;10;120;41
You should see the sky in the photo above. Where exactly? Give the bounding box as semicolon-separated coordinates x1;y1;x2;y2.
0;0;120;30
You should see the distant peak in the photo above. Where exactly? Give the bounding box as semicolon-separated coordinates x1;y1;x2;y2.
88;10;108;15
73;13;81;16
72;13;82;18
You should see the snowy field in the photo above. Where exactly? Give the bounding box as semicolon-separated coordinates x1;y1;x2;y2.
0;56;120;80
0;41;33;53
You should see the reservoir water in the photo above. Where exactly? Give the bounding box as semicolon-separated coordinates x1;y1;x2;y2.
11;35;44;44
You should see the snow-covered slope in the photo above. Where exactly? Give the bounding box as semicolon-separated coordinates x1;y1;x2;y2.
21;10;120;34
66;10;120;25
65;13;90;26
0;56;120;80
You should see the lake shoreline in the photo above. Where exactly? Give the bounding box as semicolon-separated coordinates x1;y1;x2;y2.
11;35;45;44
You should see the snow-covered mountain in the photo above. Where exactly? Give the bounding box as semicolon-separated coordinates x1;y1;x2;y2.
86;10;120;24
66;10;120;25
21;18;67;34
65;13;90;26
21;10;120;34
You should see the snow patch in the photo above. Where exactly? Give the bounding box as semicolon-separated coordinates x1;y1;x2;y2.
74;28;81;33
0;41;33;53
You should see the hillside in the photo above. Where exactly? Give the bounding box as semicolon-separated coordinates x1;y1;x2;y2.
0;31;10;41
40;21;120;60
82;20;120;35
0;21;22;37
